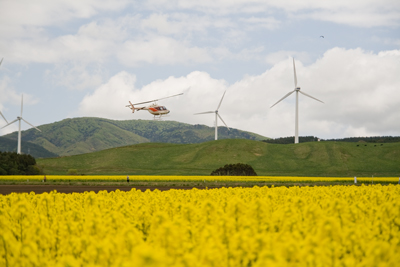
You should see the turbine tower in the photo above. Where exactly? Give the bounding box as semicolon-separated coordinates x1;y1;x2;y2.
194;90;229;140
270;58;323;144
1;95;41;154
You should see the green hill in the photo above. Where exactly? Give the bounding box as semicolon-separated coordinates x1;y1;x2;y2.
0;136;58;158
37;139;400;176
1;117;267;157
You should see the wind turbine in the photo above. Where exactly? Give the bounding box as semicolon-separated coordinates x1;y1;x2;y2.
194;90;229;140
1;95;42;154
270;58;323;144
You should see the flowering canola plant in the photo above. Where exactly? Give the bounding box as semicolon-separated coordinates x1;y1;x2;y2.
1;185;399;266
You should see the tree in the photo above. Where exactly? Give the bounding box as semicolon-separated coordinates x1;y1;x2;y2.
0;151;40;175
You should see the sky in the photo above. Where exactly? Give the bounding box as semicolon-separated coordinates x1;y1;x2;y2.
0;0;399;140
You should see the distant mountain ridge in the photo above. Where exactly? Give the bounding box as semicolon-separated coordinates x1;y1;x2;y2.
0;136;58;158
1;117;268;157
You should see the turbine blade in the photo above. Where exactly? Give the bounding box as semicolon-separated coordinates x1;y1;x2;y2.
194;111;215;115
299;91;324;103
0;111;7;123
21;95;23;117
270;90;295;108
217;90;226;111
21;118;42;132
217;113;229;129
0;58;3;66
1;118;18;129
293;58;298;88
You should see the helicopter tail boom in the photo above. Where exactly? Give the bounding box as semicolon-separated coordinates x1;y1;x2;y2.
127;101;136;113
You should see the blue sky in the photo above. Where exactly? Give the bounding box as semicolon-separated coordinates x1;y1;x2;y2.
0;0;399;139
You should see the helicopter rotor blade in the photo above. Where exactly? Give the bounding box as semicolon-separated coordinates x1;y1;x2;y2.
129;93;184;106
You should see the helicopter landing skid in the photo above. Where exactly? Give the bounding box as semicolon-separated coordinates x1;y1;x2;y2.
153;115;169;121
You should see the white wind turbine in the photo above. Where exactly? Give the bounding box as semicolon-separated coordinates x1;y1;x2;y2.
270;58;323;144
1;95;42;154
194;90;229;140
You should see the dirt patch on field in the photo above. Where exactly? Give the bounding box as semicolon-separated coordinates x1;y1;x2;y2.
0;185;226;195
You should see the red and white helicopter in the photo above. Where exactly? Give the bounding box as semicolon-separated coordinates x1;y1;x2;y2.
126;93;183;119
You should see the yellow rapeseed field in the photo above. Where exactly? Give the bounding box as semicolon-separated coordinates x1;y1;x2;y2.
1;185;399;266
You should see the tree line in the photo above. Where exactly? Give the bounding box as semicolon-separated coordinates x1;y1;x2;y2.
0;152;41;175
262;136;400;144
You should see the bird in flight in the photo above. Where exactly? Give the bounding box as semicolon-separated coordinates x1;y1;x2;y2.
320;36;324;38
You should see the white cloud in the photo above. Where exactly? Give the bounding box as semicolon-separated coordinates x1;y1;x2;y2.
0;0;129;30
79;71;227;120
239;17;281;30
145;0;400;27
80;47;400;139
265;51;311;65
79;71;137;118
117;37;214;66
45;63;105;90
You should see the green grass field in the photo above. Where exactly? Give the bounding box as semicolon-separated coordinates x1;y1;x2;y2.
36;139;400;176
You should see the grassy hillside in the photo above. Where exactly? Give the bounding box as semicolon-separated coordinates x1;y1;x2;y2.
37;140;400;176
2;117;267;157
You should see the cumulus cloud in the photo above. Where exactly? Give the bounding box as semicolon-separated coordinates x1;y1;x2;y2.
265;51;311;65
79;47;400;139
117;37;214;66
0;0;128;33
79;71;227;120
145;0;400;27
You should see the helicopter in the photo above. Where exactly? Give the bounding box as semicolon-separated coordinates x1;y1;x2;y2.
126;93;183;119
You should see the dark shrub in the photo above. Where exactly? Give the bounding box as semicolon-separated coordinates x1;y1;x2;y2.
211;163;257;176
